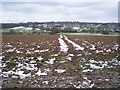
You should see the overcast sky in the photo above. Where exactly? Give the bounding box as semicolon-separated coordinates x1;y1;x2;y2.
1;0;119;23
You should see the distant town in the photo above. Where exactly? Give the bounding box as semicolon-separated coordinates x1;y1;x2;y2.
1;22;120;35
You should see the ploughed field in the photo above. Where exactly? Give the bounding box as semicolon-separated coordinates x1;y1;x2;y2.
1;35;120;88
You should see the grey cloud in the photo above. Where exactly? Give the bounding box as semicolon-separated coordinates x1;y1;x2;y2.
2;2;62;14
1;1;118;23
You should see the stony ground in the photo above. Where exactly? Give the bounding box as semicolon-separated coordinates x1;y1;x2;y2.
1;35;120;88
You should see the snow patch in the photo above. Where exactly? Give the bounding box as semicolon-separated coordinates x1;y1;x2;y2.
37;56;43;61
40;49;49;52
83;69;93;72
55;69;66;74
42;81;49;84
50;54;59;56
90;44;96;50
68;54;74;56
11;26;25;30
15;71;31;79
66;57;72;60
34;49;49;53
2;70;31;79
58;35;68;53
35;69;47;76
96;50;103;53
6;48;16;53
64;35;84;50
45;58;56;64
106;49;111;52
30;60;36;63
60;61;66;63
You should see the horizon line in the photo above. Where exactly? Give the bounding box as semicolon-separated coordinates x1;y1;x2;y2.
0;21;118;23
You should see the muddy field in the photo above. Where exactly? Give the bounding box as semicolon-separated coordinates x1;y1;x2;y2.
1;35;120;88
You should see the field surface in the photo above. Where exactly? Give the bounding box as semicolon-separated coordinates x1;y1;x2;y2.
1;35;120;88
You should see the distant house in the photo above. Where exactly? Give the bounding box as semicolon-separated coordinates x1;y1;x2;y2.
72;26;80;32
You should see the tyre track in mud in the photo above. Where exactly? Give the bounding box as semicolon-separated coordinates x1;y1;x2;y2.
58;35;84;56
59;35;75;55
57;35;85;77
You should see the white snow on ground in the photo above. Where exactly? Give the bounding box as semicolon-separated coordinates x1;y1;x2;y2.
82;81;89;87
74;85;81;88
29;57;34;59
90;44;96;50
64;35;84;51
37;46;40;48
82;77;94;88
30;60;36;63
16;50;23;54
17;62;38;71
50;54;59;56
6;48;16;53
37;56;43;61
96;50;104;53
88;59;117;70
74;77;94;88
2;70;15;78
1;63;6;68
15;71;31;79
17;63;23;67
58;35;68;53
6;44;13;48
89;59;97;63
26;27;33;30
68;54;74;56
66;56;72;60
24;63;38;70
82;58;120;70
35;69;47;76
77;54;82;56
106;49;111;52
113;44;119;50
26;50;34;54
60;34;63;38
83;69;93;72
44;68;50;72
2;61;52;79
2;70;31;79
89;83;95;88
55;69;66;74
89;59;108;69
42;81;49;84
109;58;120;66
34;50;39;53
12;76;19;78
34;49;49;53
11;26;25;30
12;26;33;30
39;49;49;52
83;77;91;83
105;79;109;81
59;61;66;63
45;58;56;64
